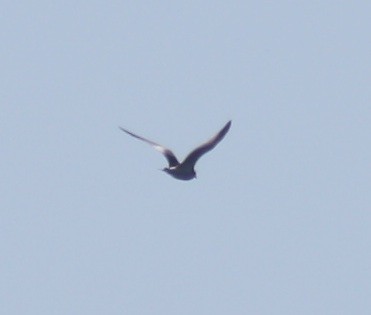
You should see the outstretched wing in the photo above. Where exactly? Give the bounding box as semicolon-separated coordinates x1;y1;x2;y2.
182;120;231;167
119;127;179;167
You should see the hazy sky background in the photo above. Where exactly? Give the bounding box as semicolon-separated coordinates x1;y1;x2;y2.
1;1;370;314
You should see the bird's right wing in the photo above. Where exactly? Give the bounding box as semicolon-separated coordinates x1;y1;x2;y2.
119;127;179;167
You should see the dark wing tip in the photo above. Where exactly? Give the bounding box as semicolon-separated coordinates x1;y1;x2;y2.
119;126;129;134
225;120;232;131
217;120;232;139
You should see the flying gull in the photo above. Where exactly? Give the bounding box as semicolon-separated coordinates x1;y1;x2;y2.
119;120;231;180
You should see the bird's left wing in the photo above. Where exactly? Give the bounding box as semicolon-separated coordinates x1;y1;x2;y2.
119;127;179;167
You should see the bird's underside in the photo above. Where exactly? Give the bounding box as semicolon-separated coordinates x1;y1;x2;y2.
119;120;231;180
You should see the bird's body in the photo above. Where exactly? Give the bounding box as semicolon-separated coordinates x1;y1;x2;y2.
162;164;196;181
120;120;231;180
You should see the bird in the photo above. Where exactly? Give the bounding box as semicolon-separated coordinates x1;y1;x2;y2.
119;120;231;180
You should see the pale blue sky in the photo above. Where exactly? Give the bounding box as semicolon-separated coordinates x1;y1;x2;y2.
1;1;371;314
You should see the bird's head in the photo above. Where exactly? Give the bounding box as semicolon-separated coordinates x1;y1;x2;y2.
161;167;170;174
